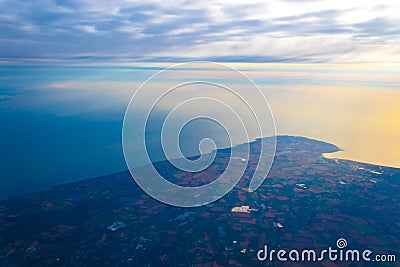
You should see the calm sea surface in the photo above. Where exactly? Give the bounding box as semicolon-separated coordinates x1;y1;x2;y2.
1;64;399;199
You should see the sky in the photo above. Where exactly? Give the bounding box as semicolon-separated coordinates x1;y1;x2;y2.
1;0;400;63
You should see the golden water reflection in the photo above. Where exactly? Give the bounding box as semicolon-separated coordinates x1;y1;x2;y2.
262;83;400;168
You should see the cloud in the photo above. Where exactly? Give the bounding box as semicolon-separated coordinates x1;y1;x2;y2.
0;0;399;63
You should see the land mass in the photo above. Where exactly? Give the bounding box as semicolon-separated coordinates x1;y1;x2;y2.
0;136;399;266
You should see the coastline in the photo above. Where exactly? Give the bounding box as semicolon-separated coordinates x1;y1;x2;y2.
2;135;398;201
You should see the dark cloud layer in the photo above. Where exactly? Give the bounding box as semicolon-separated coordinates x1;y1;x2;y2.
0;0;399;63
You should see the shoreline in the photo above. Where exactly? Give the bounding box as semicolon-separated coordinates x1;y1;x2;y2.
323;151;400;169
1;135;398;201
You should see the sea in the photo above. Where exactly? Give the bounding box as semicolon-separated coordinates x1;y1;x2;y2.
0;63;399;199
